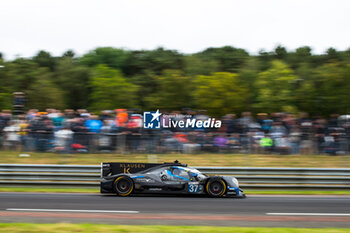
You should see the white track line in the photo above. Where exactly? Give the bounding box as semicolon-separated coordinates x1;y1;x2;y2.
6;208;139;214
266;213;350;216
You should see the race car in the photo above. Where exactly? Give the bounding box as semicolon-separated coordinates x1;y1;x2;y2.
100;161;245;198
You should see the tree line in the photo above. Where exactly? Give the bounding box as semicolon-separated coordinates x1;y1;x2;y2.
0;45;350;116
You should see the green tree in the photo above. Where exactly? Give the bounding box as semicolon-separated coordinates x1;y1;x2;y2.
129;71;158;110
123;48;184;76
33;50;56;71
238;57;261;111
0;93;12;110
293;63;317;114
258;49;274;70
80;47;129;71
198;46;249;73
255;60;298;112
26;68;65;110
274;45;287;59
285;46;312;69
0;59;48;110
193;72;249;116
3;59;40;92
183;55;219;76
0;60;11;108
62;50;75;58
326;47;340;61
55;57;91;109
145;70;193;110
313;62;350;115
90;65;138;111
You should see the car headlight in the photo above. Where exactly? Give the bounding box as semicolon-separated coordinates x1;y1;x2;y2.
232;177;239;187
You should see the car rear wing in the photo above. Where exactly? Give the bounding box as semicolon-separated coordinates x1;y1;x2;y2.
101;162;162;177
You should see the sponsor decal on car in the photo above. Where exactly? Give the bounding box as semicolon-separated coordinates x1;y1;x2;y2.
136;178;155;183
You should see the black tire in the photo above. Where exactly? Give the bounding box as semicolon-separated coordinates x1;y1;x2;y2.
206;177;227;197
113;176;134;196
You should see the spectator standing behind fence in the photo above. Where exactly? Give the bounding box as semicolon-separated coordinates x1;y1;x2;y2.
213;134;228;152
0;111;12;137
289;125;301;154
115;109;128;129
0;112;7;148
126;114;142;152
95;120;109;152
274;135;291;155
257;113;273;133
54;127;73;153
3;121;20;151
260;135;273;153
85;115;103;133
223;114;239;134
298;113;313;154
48;110;64;131
2;108;350;155
18;116;29;151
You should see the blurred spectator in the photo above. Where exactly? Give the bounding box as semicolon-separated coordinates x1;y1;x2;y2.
274;135;291;155
257;113;273;133
213;134;228;152
227;133;241;152
223;114;239;134
85;115;103;133
54;127;73;153
260;135;273;153
270;121;287;138
3;121;20;150
329;114;339;128
289;125;301;154
115;109;128;129
1;108;350;155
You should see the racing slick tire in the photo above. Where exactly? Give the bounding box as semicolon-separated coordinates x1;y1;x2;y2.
206;177;227;197
113;176;134;197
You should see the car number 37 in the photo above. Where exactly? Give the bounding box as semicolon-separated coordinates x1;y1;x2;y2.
188;183;200;193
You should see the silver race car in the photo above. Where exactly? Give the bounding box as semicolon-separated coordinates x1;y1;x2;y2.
101;161;245;198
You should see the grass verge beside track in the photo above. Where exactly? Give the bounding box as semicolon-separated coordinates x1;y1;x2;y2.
0;187;98;193
1;223;350;233
1;187;350;195
1;151;350;167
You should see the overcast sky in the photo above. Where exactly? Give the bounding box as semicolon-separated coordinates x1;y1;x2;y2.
1;0;349;59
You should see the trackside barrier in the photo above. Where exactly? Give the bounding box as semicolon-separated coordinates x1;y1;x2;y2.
0;164;350;189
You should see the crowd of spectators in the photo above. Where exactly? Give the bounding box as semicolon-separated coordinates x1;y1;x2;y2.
0;108;350;155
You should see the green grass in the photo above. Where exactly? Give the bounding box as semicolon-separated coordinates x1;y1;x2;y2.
245;190;350;195
1;150;350;167
0;187;98;193
0;223;350;233
1;187;349;195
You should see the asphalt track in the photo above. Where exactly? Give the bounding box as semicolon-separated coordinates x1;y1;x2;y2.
1;192;350;227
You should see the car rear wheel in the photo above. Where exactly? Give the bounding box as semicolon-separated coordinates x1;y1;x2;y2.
114;176;134;196
206;178;226;197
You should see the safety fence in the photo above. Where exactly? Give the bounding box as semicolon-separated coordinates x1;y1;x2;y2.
0;164;350;189
1;131;349;155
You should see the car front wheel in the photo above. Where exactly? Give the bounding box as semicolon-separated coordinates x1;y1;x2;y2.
206;178;226;197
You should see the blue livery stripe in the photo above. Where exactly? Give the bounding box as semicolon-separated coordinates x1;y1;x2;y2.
167;170;190;181
228;187;240;195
